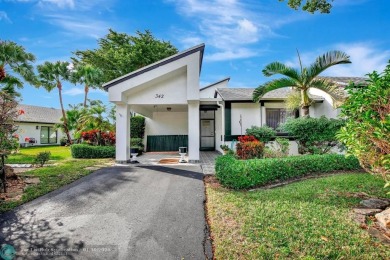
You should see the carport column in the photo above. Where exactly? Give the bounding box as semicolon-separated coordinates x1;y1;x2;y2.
115;103;130;163
188;100;200;163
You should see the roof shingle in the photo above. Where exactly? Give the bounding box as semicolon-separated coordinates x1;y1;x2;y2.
16;104;63;124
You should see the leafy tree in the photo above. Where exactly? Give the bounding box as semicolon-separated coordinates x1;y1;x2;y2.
71;64;103;107
0;91;19;192
37;61;73;144
337;64;390;186
253;50;351;116
278;0;333;13
0;40;37;97
73;29;178;82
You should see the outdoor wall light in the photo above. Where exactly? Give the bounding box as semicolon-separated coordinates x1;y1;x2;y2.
167;107;172;111
36;126;39;130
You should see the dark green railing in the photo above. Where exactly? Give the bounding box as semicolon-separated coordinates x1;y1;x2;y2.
146;135;188;152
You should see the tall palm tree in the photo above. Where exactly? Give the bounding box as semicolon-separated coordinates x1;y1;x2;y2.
0;40;37;96
37;61;73;143
71;64;103;107
253;50;351;116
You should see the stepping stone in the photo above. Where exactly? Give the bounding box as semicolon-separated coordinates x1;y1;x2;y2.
376;208;390;231
84;167;101;171
360;198;390;210
353;208;382;216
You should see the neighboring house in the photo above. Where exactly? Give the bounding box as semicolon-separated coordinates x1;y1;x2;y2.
15;104;66;146
104;44;366;163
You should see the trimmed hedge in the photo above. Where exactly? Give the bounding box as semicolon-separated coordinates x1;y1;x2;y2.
215;154;361;189
71;144;115;159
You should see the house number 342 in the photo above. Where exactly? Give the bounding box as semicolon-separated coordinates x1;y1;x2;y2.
155;94;164;98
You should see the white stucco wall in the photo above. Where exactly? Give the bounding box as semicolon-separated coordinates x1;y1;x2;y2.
215;107;223;153
309;88;339;118
145;112;188;136
199;79;228;99
15;122;65;145
127;69;187;105
231;103;261;135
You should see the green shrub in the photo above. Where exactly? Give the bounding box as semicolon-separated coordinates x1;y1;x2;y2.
281;116;344;154
337;65;390;186
130;138;144;151
264;137;290;158
130;116;145;139
71;144;115;158
215;154;361;189
245;126;276;143
34;151;51;167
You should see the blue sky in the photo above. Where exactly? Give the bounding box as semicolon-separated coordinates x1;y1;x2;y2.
1;0;389;109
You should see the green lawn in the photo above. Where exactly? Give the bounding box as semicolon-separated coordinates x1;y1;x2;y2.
6;145;72;164
0;158;111;213
206;173;390;259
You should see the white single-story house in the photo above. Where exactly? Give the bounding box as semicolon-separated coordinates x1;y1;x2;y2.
103;44;366;163
15;104;66;146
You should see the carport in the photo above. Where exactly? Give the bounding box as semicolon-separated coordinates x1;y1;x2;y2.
103;44;205;163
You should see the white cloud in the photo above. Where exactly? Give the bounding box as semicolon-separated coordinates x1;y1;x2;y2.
168;0;269;61
285;43;389;77
39;0;75;9
0;11;12;23
205;48;258;62
63;87;84;96
325;43;389;76
45;14;109;38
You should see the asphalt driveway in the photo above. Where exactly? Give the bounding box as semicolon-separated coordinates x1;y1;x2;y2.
0;165;211;259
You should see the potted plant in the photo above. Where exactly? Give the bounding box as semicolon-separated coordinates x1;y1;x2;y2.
220;144;230;155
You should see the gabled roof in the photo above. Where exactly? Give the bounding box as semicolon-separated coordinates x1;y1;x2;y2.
216;87;324;101
103;44;205;90
200;77;230;91
319;76;368;86
16;104;63;124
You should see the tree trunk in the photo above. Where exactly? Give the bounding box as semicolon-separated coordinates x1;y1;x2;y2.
57;81;73;144
302;105;310;117
1;154;6;193
301;89;311;117
83;85;89;108
0;66;6;81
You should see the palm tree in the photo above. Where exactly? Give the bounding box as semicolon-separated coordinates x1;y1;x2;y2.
78;102;113;145
0;40;37;96
253;50;351;116
71;64;103;107
37;61;73;144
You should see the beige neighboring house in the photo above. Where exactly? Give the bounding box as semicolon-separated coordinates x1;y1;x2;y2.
15;104;66;146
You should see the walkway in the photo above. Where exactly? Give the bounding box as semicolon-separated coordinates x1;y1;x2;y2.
0;165;212;259
133;151;220;175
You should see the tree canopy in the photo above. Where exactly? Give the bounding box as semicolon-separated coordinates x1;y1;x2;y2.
73;29;178;83
0;40;37;97
279;0;333;13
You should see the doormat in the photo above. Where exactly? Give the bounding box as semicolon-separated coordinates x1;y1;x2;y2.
158;158;180;164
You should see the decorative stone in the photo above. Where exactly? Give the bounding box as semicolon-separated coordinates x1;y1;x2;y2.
360;198;390;210
353;208;382;216
4;165;18;179
375;208;390;231
24;177;40;185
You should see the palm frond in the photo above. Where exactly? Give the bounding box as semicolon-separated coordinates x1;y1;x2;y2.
262;62;301;80
309;78;346;106
253;78;297;102
308;50;351;79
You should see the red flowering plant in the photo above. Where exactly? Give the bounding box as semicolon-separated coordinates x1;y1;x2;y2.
81;130;115;146
236;135;264;160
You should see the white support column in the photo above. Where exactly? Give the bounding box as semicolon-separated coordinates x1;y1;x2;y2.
188;100;200;163
261;105;266;126
115;103;130;163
